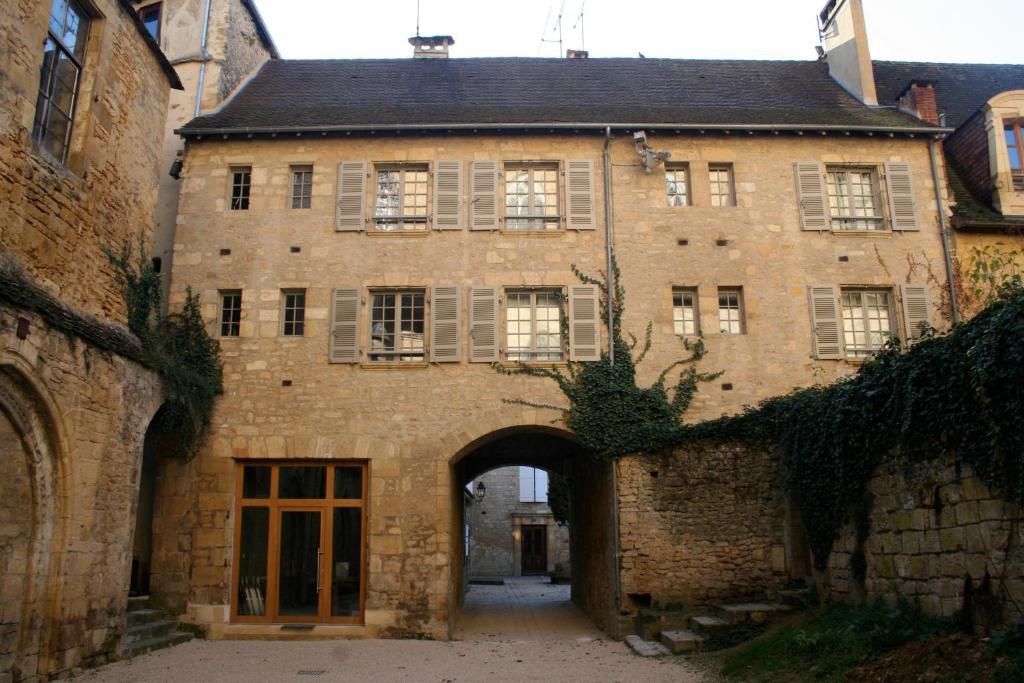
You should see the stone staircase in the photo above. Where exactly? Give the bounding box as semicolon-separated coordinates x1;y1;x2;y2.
624;586;813;657
120;596;192;659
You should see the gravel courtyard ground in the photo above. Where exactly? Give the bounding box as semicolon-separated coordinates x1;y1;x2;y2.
78;577;712;682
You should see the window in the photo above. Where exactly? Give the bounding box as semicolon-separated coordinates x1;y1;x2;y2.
519;467;549;503
709;164;736;207
369;290;425;362
230;167;251;210
505;289;564;361
840;289;895;358
825;167;884;231
291;165;313;209
1006;122;1024;191
33;0;90;164
673;288;699;335
373;165;428;231
139;3;162;41
219;290;241;338
504;165;559;231
718;287;745;334
281;290;305;337
665;164;690;207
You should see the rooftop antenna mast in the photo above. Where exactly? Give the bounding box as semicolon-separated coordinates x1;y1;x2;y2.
540;0;567;55
415;0;420;36
572;1;586;51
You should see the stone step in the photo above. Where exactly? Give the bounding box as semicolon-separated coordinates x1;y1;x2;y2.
123;620;177;645
777;589;814;608
689;615;732;634
715;602;793;625
634;608;694;641
126;608;164;627
660;629;705;654
127;595;151;610
120;631;192;659
624;635;670;657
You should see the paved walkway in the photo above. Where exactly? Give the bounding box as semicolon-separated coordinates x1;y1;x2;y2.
78;578;711;682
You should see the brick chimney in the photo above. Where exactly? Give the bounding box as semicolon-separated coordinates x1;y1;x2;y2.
896;81;940;126
819;0;878;105
566;49;589;59
409;35;454;59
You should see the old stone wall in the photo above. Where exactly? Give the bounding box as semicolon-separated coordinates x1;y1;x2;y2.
570;458;619;635
617;442;793;610
824;454;1024;627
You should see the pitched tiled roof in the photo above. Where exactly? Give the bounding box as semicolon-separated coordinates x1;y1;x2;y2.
179;58;939;135
874;61;1024;129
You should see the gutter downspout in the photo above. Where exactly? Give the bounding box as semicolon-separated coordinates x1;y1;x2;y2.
929;138;961;324
602;126;623;631
195;0;213;117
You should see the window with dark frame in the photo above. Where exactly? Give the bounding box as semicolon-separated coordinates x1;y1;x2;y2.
718;287;745;334
219;290;241;338
291;165;313;209
505;289;564;361
840;288;896;358
373;165;428;231
281;290;305;337
825;167;884;231
504;164;560;231
1006;121;1024;192
33;0;91;164
231;167;251;210
665;164;690;207
709;164;736;207
139;3;162;41
368;290;425;362
672;287;699;335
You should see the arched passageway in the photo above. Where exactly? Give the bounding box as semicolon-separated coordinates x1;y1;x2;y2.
448;427;621;638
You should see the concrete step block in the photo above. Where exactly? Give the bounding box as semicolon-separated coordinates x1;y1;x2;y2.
689;615;731;634
660;629;705;654
123;620;177;645
715;603;793;624
126;608;164;627
120;631;192;658
624;635;670;657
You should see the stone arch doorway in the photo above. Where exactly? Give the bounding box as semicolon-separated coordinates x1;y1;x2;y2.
448;425;621;637
0;356;68;681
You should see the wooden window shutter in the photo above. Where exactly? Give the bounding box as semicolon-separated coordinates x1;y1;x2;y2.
794;162;829;231
433;161;463;230
468;287;499;362
568;284;601;361
884;162;920;231
900;284;931;341
807;285;842;359
470;161;499;230
329;288;360;363
430;285;461;362
566;159;597;230
335;161;367;231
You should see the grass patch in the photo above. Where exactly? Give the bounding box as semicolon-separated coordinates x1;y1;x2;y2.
720;600;953;682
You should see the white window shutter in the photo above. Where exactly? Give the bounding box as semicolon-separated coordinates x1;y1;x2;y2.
900;284;931;341
335;162;366;231
329;288;360;363
794;162;829;231
470;161;499;230
885;162;920;231
807;285;842;360
569;284;601;361
566;159;596;230
433;161;463;230
430;285;461;362
469;287;499;362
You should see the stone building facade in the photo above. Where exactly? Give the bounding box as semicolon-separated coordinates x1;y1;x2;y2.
0;0;180;679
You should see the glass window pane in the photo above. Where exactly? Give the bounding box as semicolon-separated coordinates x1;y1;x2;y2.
278;466;326;499
331;508;362;616
334;467;362;499
278;511;321;616
242;466;270;499
237;507;269;616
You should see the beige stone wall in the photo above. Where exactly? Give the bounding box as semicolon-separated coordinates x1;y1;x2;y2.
168;130;950;637
824;454;1024;627
0;0;171;325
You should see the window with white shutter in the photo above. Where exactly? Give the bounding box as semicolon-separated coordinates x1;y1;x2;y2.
566;159;596;230
433;161;463;230
329;288;360;363
884;162;920;231
470;161;499;230
900;284;931;341
335;161;367;231
506;289;564;361
568;284;601;361
807;285;841;359
469;287;499;362
504;164;560;231
840;288;896;358
795;162;829;230
430;285;461;362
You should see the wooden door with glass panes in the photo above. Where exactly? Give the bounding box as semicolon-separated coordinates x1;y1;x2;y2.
232;462;367;623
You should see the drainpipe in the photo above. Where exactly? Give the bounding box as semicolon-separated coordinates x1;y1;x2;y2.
194;0;214;117
928;138;960;324
602;127;615;364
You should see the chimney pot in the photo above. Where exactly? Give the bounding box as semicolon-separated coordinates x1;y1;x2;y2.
566;49;589;59
897;81;940;126
409;35;454;59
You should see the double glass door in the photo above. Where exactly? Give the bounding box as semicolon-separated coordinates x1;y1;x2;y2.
234;462;366;623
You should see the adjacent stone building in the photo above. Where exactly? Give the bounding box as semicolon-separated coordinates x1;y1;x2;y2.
0;0;181;679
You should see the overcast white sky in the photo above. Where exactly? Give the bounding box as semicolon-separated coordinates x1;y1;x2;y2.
254;0;1022;63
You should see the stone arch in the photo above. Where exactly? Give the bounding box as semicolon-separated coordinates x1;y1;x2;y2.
0;350;69;681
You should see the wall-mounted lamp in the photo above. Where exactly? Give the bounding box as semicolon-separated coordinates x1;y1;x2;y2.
474;481;486;502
